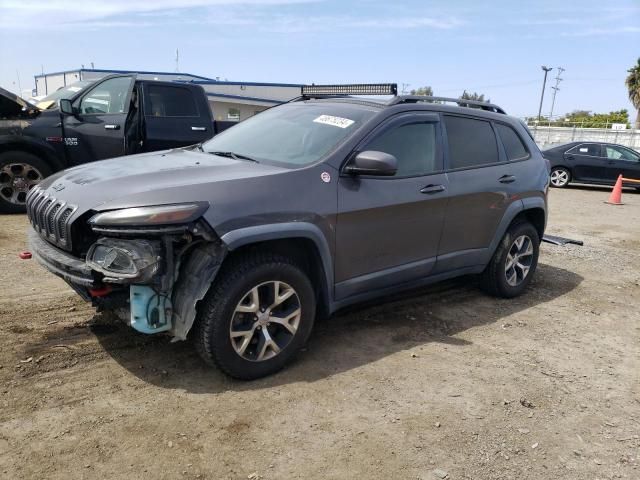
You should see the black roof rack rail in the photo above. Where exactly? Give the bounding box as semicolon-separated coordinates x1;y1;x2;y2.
292;83;398;101
388;95;507;114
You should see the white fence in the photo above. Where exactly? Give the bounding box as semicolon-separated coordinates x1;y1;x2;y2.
526;124;640;150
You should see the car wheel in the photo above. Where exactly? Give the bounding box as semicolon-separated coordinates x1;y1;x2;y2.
481;221;540;298
0;151;51;213
549;167;571;188
194;252;316;379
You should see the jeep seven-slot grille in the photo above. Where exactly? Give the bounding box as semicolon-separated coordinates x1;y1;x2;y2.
26;188;76;250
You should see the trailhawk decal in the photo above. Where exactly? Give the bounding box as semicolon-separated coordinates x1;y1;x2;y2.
313;115;355;129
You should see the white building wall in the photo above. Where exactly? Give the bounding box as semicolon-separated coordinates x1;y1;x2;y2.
202;84;300;101
531;126;640;150
209;101;269;122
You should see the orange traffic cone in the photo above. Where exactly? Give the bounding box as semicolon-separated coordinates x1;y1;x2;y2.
605;174;624;205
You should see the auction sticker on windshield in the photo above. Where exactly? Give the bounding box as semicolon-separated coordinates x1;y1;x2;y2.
313;115;355;129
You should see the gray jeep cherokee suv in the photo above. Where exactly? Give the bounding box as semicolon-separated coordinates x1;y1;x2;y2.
26;84;549;379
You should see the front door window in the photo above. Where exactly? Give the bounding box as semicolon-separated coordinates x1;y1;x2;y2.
77;77;133;115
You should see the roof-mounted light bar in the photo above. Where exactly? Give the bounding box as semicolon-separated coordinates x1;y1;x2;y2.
301;83;398;97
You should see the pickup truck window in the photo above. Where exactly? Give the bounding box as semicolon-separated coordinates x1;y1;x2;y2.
78;76;132;115
202;103;377;168
146;85;198;117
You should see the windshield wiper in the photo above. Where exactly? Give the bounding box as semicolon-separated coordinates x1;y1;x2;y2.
209;151;259;163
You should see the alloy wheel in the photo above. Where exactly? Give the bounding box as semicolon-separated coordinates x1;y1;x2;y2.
504;235;534;287
550;169;569;187
0;163;43;205
229;281;301;362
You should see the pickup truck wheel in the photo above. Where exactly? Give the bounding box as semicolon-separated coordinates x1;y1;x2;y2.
481;221;540;298
194;253;316;380
0;151;51;213
549;167;570;188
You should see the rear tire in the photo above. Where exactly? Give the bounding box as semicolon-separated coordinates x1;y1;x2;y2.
0;151;51;213
481;221;540;298
194;252;316;380
549;167;570;188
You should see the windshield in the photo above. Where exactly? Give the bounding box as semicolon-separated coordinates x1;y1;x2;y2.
39;81;94;107
202;102;378;167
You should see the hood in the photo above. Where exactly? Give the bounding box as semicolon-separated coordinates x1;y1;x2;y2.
36;148;288;217
35;100;56;110
0;86;39;117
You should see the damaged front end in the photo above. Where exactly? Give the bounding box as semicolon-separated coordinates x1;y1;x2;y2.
28;201;227;340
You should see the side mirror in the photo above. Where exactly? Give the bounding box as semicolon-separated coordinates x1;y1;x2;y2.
59;99;74;115
345;151;397;176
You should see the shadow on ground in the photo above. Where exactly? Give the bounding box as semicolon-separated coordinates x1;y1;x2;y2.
564;183;639;193
89;262;582;393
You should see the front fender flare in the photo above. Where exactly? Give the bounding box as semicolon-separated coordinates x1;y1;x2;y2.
220;222;334;302
0;135;65;172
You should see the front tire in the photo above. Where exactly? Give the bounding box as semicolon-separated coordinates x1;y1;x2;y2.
0;151;51;213
481;221;540;298
194;252;316;380
549;167;570;188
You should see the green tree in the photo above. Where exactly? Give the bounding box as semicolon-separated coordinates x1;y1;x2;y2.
564;109;629;128
459;90;490;103
409;86;434;96
625;57;640;129
526;110;630;128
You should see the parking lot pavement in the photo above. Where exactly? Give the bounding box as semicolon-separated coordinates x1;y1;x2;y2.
1;186;639;480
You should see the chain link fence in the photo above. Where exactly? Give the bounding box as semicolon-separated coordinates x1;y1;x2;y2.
524;122;640;150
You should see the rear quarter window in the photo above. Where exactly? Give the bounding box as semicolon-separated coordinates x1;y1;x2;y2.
444;115;499;169
495;123;529;161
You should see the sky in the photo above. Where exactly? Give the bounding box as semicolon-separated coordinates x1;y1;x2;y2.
1;0;639;118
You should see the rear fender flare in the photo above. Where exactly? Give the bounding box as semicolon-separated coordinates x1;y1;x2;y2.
482;200;525;264
484;196;547;265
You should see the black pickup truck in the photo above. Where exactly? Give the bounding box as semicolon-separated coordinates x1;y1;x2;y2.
0;74;217;213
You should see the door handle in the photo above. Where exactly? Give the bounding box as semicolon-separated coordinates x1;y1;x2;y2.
499;175;516;184
420;184;446;194
104;124;120;130
191;126;207;131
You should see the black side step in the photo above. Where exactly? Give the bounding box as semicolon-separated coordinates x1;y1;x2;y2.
542;235;584;246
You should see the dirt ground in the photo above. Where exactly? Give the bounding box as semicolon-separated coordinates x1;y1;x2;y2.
1;185;639;480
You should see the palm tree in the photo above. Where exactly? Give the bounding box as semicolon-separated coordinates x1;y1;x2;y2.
626;58;640;129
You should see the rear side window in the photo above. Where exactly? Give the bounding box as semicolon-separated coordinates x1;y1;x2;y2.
146;85;198;117
567;143;601;157
444;115;499;169
365;122;438;177
496;123;529;161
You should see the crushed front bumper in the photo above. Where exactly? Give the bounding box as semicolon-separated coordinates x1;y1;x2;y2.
27;228;96;287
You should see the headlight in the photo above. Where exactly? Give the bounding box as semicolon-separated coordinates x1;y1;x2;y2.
89;203;207;226
87;238;160;282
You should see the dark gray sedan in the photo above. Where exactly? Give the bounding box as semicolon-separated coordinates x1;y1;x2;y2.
543;141;640;189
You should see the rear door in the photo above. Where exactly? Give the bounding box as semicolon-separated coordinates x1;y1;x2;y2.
602;144;640;181
62;75;134;165
563;143;608;183
435;114;521;273
141;83;212;151
335;113;448;299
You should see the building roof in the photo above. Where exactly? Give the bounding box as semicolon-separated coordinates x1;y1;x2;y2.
34;69;303;89
34;68;214;81
205;92;282;106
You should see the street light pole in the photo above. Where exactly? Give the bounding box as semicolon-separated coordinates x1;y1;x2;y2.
537;66;553;124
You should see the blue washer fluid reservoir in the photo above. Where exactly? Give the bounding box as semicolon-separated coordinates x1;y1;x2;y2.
130;285;172;334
